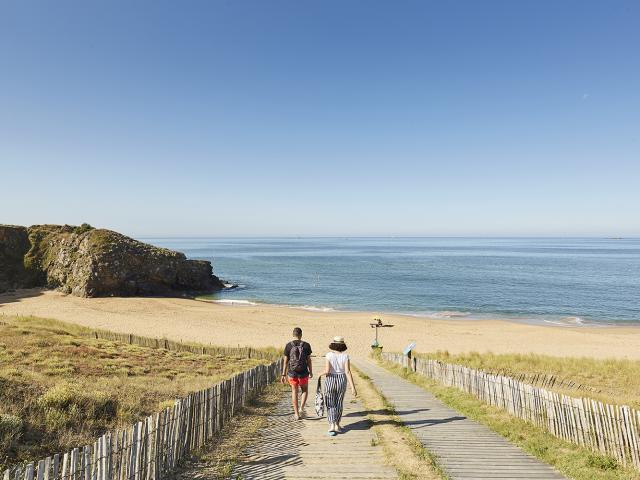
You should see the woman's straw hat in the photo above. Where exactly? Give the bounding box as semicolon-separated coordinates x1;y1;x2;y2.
333;336;345;343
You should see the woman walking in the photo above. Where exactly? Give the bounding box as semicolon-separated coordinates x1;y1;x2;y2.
322;336;357;436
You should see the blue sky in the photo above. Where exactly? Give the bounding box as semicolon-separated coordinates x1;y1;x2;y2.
1;1;638;236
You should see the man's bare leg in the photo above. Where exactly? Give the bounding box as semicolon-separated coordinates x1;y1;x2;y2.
299;384;309;413
291;384;300;419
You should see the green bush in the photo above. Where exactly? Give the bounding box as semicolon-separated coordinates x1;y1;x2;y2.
38;383;78;410
0;413;23;450
74;223;94;234
586;453;619;471
38;384;118;428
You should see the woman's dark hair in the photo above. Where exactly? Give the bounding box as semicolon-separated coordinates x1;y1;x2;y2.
329;342;347;352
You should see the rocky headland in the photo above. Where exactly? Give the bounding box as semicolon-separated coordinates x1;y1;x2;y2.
0;224;225;297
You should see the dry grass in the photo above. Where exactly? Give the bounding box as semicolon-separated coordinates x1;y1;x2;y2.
0;315;270;471
352;368;445;479
419;351;640;408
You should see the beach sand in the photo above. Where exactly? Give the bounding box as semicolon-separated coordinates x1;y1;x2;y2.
1;289;639;360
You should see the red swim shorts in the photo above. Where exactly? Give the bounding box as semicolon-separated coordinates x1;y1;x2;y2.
288;375;309;387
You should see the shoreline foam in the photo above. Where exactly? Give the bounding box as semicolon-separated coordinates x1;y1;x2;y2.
198;296;637;328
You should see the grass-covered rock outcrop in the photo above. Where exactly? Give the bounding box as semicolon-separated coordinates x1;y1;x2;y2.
0;224;224;297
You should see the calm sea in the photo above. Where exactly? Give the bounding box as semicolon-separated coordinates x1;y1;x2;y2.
143;237;640;326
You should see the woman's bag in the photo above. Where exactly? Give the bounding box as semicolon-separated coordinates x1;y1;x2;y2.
315;376;325;417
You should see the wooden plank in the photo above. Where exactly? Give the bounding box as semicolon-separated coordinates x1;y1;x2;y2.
24;464;34;480
83;446;90;480
52;455;59;480
612;404;627;464
61;453;68;480
91;442;97;480
606;403;622;462
592;400;605;453
43;458;51;480
119;428;127;480
622;406;639;468
132;422;141;480
70;448;78;480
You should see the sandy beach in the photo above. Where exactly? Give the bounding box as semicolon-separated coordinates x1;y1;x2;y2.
1;289;639;360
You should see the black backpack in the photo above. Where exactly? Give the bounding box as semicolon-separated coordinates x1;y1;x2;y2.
289;341;308;374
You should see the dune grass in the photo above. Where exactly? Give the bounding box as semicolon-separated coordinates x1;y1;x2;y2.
378;358;640;480
418;351;640;408
0;315;270;471
352;367;445;479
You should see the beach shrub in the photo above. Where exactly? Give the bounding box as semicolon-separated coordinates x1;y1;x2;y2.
0;413;22;451
39;384;118;428
587;453;619;471
158;400;176;411
74;223;94;234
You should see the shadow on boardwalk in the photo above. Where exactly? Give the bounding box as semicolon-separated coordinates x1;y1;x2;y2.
356;359;566;480
230;398;305;479
230;360;397;480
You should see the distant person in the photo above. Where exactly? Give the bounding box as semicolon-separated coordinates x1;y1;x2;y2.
281;327;313;420
322;336;357;436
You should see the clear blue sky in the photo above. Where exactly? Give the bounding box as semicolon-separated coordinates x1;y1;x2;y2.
1;1;638;236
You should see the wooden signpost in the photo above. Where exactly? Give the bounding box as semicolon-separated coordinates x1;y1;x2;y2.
370;318;394;349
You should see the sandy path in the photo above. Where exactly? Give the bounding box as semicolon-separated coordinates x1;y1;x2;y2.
1;289;639;360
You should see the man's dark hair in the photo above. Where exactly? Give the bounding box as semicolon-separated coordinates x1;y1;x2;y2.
329;342;347;352
293;327;302;338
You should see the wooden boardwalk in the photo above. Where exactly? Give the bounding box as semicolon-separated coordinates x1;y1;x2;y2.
229;360;397;479
356;359;566;480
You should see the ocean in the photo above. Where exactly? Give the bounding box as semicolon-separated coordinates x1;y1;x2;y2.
143;237;640;326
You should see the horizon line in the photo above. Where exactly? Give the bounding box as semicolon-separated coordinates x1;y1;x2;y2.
134;234;639;240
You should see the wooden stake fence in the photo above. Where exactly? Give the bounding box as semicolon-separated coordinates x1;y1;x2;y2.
85;329;275;361
383;352;640;470
3;359;283;480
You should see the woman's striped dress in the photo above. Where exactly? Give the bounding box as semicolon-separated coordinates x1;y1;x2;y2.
324;351;349;424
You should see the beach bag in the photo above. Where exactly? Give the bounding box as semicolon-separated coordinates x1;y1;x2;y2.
289;341;308;374
315;377;324;417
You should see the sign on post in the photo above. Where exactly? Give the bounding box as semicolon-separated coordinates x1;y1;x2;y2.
403;341;417;371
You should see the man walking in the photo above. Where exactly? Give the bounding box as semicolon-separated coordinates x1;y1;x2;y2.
281;327;313;419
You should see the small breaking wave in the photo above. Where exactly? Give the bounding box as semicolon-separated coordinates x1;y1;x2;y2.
405;310;472;319
543;316;586;327
430;310;471;319
214;299;257;306
298;305;337;312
